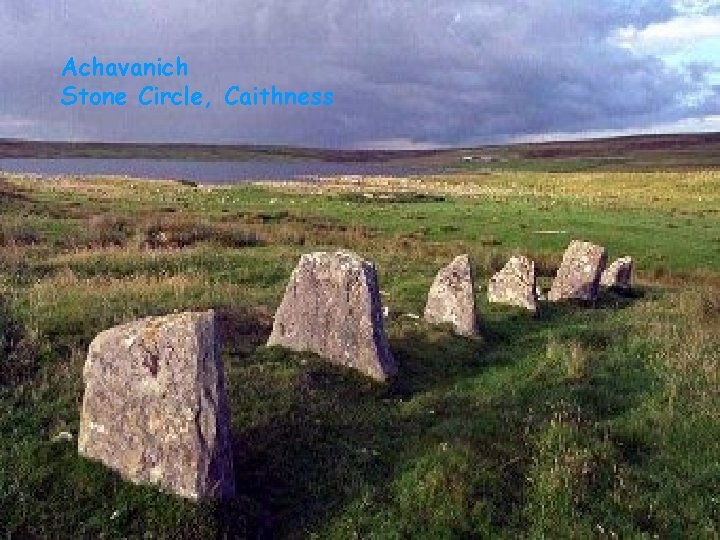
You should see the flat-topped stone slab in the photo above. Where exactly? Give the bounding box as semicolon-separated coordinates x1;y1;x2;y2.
267;251;397;381
548;240;607;302
78;310;235;501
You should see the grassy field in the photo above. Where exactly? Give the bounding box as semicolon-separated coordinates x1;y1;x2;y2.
0;169;718;538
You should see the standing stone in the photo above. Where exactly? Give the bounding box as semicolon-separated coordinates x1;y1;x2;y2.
424;255;479;337
267;251;397;381
548;240;607;302
488;255;538;312
601;256;633;289
78;310;235;501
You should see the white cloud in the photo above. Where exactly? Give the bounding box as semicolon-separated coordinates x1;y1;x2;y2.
612;14;720;49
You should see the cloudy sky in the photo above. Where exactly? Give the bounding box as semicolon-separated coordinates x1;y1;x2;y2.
0;0;719;148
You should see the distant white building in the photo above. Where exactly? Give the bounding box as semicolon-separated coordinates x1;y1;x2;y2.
462;155;497;162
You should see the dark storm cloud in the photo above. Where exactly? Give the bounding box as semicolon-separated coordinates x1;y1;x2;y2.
0;0;716;146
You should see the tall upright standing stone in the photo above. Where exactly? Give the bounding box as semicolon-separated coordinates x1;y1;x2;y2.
424;255;479;337
548;240;607;302
78;310;235;501
488;255;538;312
601;256;634;290
267;251;397;381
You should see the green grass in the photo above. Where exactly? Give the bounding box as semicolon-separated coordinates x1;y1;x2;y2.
0;171;719;537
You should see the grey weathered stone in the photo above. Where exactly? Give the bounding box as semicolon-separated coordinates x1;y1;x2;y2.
424;255;479;336
267;251;397;381
601;256;633;289
488;255;538;312
78;310;235;501
548;240;607;302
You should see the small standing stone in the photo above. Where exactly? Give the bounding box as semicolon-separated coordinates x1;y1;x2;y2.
267;251;397;381
488;255;538;312
548;240;607;302
424;255;479;337
601;256;634;290
78;311;235;501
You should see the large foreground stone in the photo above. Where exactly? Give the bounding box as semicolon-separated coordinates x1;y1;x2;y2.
267;251;397;381
548;240;607;302
601;256;633;289
488;255;538;312
424;255;479;336
78;311;235;501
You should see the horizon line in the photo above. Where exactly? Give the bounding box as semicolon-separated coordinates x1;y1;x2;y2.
2;130;720;153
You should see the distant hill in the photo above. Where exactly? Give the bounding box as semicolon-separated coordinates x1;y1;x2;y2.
2;132;720;171
513;132;720;159
0;140;443;163
492;132;720;171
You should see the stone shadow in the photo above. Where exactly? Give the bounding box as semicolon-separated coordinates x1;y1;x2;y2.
210;283;655;536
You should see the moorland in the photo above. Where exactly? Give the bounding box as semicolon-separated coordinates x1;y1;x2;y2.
0;139;719;537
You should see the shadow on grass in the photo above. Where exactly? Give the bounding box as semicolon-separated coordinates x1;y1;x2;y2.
1;288;656;538
0;293;41;388
208;289;655;537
